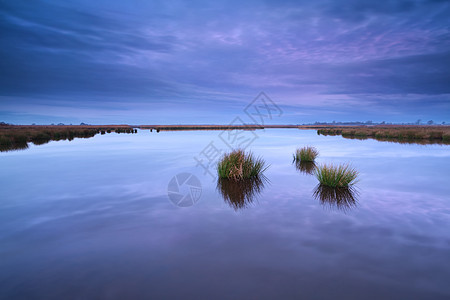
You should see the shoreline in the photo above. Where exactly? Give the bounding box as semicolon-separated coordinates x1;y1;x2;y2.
1;124;449;152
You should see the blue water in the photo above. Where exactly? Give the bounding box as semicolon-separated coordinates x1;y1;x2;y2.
1;129;449;299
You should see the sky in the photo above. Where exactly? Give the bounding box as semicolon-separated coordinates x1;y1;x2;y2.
0;0;449;125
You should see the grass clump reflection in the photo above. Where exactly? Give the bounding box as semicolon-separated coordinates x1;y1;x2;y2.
314;163;358;188
217;149;268;180
313;185;358;211
217;176;268;210
294;146;319;162
294;161;317;175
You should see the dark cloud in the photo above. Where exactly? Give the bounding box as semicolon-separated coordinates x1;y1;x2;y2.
0;1;181;97
304;51;450;95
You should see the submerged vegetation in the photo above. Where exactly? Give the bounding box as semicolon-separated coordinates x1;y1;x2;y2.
294;146;319;162
317;125;450;145
217;149;268;180
314;163;359;188
0;125;137;152
217;176;268;210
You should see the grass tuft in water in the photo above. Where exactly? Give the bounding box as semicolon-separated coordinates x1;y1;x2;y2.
217;149;268;180
314;163;359;188
294;146;319;162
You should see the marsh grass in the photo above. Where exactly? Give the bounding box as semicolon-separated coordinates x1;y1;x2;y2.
294;146;319;162
217;149;268;180
314;163;358;188
217;176;268;210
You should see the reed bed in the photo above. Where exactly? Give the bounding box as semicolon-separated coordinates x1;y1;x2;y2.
217;149;268;180
314;163;359;188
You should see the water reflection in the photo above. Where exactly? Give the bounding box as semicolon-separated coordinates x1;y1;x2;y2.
344;135;450;145
2;129;450;299
0;142;29;152
313;184;359;212
217;176;268;211
294;161;317;175
318;130;450;145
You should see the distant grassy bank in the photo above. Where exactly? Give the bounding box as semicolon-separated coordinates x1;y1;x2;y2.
0;125;136;152
140;124;450;145
139;125;299;131
315;125;450;144
1;124;449;152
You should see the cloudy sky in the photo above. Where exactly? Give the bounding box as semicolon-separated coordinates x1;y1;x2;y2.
1;0;449;124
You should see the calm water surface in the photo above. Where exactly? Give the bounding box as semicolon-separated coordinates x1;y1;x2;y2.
1;129;450;299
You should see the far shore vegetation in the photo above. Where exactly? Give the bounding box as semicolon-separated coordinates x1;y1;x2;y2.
316;125;450;144
1;123;449;152
0;124;136;152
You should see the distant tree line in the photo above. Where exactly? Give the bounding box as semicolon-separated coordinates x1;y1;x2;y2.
308;120;447;126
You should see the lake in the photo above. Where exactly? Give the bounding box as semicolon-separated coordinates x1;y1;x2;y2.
1;129;449;299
